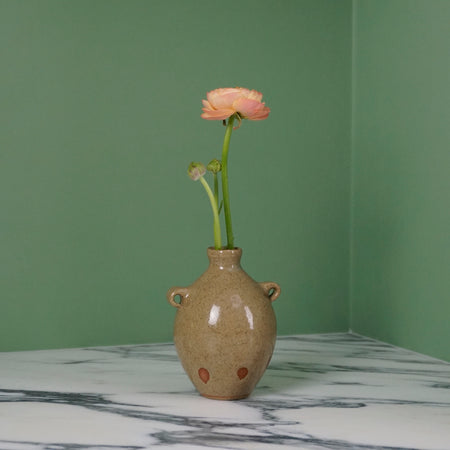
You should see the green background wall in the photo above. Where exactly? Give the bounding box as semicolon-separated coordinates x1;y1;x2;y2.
2;1;449;362
0;0;352;351
350;0;450;362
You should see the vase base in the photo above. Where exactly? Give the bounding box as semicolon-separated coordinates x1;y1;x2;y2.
201;392;250;401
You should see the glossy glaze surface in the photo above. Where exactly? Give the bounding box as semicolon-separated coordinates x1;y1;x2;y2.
167;248;280;400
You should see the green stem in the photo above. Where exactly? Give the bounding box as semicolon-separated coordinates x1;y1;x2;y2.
213;173;219;209
221;115;235;249
199;176;222;250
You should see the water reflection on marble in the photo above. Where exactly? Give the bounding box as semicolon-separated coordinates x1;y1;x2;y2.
1;333;449;449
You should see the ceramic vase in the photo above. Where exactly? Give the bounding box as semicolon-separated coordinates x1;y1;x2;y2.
167;247;280;400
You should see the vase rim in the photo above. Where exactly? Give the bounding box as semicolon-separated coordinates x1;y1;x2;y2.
207;247;242;266
207;247;242;253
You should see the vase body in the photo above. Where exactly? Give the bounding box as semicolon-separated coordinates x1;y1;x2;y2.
167;247;280;400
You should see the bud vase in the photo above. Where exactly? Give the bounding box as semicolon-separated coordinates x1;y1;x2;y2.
167;247;280;400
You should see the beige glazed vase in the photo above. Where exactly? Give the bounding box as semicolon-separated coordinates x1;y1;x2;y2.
167;247;280;400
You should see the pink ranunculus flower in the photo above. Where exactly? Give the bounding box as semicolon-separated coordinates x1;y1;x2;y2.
201;87;270;122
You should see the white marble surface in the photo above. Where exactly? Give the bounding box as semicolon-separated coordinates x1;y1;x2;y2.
0;333;449;450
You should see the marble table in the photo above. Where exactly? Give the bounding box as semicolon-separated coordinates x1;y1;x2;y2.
0;333;449;450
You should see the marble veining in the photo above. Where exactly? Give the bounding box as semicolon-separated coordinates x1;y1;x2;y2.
1;333;449;449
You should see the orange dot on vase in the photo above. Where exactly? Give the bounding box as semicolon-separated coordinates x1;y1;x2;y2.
198;368;210;384
237;367;248;380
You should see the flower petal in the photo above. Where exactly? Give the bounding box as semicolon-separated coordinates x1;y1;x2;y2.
201;108;235;120
202;99;213;109
247;90;263;102
207;89;242;109
233;98;268;120
247;106;270;121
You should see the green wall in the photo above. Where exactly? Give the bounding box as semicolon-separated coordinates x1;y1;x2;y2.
0;1;352;351
3;1;447;361
351;0;450;361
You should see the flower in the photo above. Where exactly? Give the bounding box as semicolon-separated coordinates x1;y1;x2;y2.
188;88;270;249
201;87;270;122
187;162;206;181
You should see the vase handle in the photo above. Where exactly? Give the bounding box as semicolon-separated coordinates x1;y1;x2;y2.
167;286;189;308
259;282;281;302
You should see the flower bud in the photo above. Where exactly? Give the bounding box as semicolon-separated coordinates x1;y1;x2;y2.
187;162;206;181
207;159;222;174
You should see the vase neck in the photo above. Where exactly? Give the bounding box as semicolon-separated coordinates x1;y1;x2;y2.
207;247;242;270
